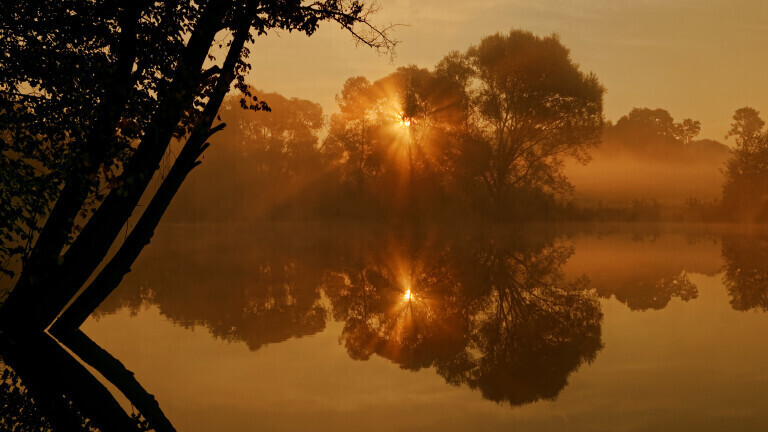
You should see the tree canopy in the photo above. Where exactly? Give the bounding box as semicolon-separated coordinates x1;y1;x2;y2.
317;30;605;218
598;108;727;161
450;30;605;207
722;107;768;222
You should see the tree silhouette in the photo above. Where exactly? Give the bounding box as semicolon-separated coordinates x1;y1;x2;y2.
320;31;604;219
1;0;395;334
722;107;768;223
440;30;605;214
1;1;394;428
322;66;466;215
167;88;326;221
599;108;723;161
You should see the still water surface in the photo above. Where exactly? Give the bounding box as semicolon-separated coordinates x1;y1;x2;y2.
82;224;768;431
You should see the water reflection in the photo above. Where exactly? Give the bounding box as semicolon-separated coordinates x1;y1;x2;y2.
325;240;603;405
0;360;54;431
563;233;721;310
0;331;167;431
97;230;329;351
98;227;605;407
6;226;768;430
721;234;768;311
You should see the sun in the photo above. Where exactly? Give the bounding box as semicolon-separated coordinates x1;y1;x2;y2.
397;114;412;128
403;289;413;301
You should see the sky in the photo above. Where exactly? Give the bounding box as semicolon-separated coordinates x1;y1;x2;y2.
243;0;768;143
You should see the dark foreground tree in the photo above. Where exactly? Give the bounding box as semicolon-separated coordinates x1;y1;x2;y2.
0;0;394;333
1;1;393;429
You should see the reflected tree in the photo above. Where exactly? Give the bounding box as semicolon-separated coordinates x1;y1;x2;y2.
721;235;768;311
437;241;602;405
593;271;698;311
95;227;604;408
323;236;604;406
96;228;329;350
0;365;54;432
324;250;467;367
1;331;167;431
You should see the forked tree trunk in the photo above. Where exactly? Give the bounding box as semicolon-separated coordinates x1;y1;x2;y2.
52;15;252;333
0;0;234;332
0;2;140;330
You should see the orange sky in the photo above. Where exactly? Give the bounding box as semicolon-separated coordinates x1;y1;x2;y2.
245;0;768;143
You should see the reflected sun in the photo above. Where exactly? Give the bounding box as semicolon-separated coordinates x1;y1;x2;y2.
403;289;413;301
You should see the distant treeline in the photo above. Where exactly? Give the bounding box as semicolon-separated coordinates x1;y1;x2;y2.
168;30;605;223
166;33;767;224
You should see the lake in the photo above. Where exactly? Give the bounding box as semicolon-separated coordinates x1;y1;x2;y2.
64;222;768;431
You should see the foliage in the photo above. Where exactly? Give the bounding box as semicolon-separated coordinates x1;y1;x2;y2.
95;226;603;407
445;30;605;209
0;0;394;322
318;30;606;218
168;88;326;221
722;107;768;222
0;365;53;432
721;234;768;311
599;108;729;161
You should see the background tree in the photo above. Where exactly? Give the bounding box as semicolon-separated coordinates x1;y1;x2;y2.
322;76;380;191
722;107;768;222
322;66;465;215
568;107;730;214
675;118;702;146
441;30;605;215
168;88;326;221
600;108;714;159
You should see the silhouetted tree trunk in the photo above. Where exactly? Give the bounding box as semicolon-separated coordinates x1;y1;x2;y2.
1;0;233;332
55;329;178;432
0;333;140;431
1;1;142;331
52;14;252;333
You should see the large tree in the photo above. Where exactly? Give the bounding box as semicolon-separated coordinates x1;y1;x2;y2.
322;66;464;214
441;30;605;212
0;0;394;332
